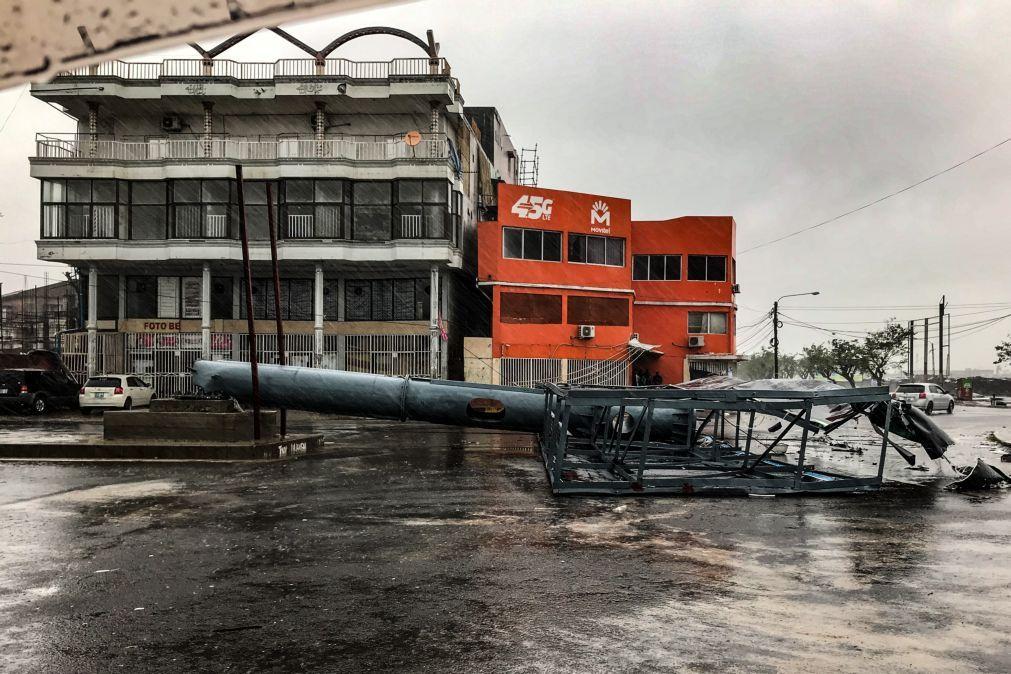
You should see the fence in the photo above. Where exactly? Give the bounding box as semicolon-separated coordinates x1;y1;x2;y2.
62;331;435;397
500;357;630;388
57;57;451;81
35;133;449;164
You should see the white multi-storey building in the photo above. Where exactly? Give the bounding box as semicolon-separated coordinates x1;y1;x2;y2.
29;27;513;393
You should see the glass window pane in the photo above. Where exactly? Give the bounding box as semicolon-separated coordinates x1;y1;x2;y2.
42;180;65;203
126;277;158;318
92;205;116;238
398;180;423;203
202;180;230;203
354;182;391;205
242;181;269;205
543;232;561;261
157;277;180;318
633;255;648;280
666;255;681;280
132;182;166;205
67;180;91;202
503;228;523;258
286;179;313;203
353;206;391;241
423;180;447;203
372;280;393;321
605;238;624;266
315;180;342;203
642;255;659;279
43;205;65;237
288;280;313;320
173;180;200;203
522;229;542;260
211;277;232;319
131;205;166;239
424;205;446;238
707;256;727;281
345;280;371;320
687;255;707;280
709;312;728;334
174;205;201;237
246;205;272;240
66;204;89;237
315;205;342;238
92;180;116;202
323;279;340;320
415;279;431;320
569;234;586;263
587;236;606;265
688;312;705;333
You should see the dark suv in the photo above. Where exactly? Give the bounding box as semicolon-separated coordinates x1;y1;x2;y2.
0;350;81;414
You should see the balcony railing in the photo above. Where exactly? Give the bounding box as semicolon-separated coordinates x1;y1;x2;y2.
51;57;452;82
34;133;450;163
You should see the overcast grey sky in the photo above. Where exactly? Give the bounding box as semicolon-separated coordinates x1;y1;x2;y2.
0;0;1008;369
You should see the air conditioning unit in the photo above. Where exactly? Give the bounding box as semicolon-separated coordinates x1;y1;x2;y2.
161;115;183;133
577;325;595;340
688;335;705;348
732;283;741;294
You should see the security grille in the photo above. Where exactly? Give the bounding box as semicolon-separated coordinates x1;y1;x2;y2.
567;359;630;387
500;358;563;388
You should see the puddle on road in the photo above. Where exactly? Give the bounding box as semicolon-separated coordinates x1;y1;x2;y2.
0;479;183;511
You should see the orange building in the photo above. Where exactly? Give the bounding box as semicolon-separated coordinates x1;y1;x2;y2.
474;183;739;386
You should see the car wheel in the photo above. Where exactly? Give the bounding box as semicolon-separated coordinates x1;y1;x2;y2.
123;397;133;411
32;396;48;415
948;401;955;414
925;402;934;415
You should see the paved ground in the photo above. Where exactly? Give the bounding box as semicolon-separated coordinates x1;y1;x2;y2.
0;406;1009;672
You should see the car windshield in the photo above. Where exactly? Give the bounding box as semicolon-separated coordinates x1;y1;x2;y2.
897;384;924;393
85;377;121;388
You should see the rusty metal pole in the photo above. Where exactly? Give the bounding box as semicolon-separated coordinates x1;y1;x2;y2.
235;165;262;440
266;182;286;437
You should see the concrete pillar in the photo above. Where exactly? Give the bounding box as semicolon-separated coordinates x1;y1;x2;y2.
87;102;99;158
429;101;441;159
440;271;450;378
202;101;214;158
429;265;441;379
117;274;126;324
232;274;240;320
201;263;212;360
314;264;324;367
314;102;326;159
86;267;98;377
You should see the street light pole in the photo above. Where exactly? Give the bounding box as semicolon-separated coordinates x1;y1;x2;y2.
772;291;820;378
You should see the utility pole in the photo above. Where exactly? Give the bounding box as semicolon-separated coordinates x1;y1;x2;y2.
922;317;928;380
907;320;914;379
772;300;779;378
938;295;946;382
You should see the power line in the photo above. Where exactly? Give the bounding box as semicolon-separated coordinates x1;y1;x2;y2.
0;85;28;136
739;135;1011;254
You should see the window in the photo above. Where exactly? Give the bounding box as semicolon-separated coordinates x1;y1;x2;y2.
126;277;158;318
240;279;314;321
568;234;625;266
567;296;629;326
130;182;167;240
240;181;280;241
353;182;392;241
686;255;727;281
633;255;681;280
500;292;562;324
211;277;233;319
41;179;119;239
344;278;429;321
688;311;728;334
96;275;119;321
283;179;345;239
395;180;449;239
171;179;231;239
502;227;562;262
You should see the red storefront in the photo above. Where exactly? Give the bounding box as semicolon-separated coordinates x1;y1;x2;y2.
477;183;738;385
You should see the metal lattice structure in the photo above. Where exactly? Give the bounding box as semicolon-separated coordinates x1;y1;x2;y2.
539;384;894;495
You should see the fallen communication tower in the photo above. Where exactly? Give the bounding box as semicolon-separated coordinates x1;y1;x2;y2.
192;361;958;496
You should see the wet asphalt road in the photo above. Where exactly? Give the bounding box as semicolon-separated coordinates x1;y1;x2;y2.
0;408;1009;673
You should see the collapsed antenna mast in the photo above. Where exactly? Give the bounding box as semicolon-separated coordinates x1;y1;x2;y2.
518;144;540;186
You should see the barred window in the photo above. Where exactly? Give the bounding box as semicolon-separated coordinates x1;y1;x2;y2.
239;279;314;320
344;278;430;321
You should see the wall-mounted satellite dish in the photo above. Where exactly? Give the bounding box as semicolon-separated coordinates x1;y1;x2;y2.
403;130;422;146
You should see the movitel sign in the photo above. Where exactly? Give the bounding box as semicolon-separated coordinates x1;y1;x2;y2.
498;184;631;238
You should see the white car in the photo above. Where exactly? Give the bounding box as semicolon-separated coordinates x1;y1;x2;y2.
892;383;954;415
79;375;156;413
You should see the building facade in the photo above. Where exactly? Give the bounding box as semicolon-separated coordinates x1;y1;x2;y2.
1;279;81;352
29;28;512;393
470;183;739;386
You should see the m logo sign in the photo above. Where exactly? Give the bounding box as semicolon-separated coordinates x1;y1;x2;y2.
590;200;610;232
511;195;554;221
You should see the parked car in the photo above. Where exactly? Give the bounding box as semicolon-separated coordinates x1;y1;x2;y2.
0;350;81;414
79;375;156;413
892;383;954;415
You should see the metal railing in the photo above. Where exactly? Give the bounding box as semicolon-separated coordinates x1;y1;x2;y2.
500;357;630;388
35;133;450;163
286;214;314;239
399;214;423;238
54;57;452;81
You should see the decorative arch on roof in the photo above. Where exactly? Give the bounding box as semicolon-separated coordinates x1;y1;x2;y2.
188;26;439;61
